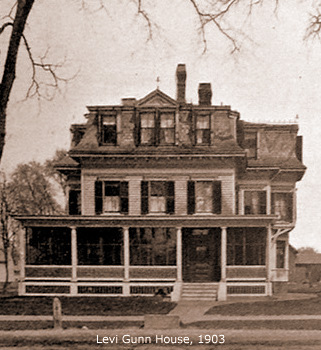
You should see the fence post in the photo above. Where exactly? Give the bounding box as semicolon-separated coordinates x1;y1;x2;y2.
53;297;62;329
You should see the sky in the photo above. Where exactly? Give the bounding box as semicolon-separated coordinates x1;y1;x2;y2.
0;0;320;251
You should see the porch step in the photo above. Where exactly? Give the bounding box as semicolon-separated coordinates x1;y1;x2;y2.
181;283;218;301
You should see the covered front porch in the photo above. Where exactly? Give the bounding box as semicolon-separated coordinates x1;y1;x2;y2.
16;215;276;301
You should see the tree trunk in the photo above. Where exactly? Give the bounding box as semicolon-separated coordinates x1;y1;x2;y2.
0;0;35;162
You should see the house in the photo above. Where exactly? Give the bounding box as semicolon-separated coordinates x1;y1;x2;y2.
293;250;321;284
15;64;306;300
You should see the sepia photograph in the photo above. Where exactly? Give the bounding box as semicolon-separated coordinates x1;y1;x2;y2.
0;1;321;348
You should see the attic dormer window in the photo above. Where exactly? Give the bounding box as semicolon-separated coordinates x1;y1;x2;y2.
196;114;211;145
139;110;175;146
102;115;117;145
244;131;257;158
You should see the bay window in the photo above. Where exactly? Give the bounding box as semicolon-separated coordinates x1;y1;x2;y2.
244;191;266;215
272;192;293;222
276;240;286;268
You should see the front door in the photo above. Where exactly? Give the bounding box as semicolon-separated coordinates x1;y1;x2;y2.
183;228;221;282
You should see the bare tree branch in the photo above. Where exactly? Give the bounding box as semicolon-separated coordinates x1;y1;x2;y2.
136;0;153;40
1;1;17;21
20;33;76;101
188;0;240;53
0;22;13;36
305;6;321;41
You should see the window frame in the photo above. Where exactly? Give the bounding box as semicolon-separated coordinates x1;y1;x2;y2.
100;114;117;145
243;131;257;159
141;181;175;215
138;109;176;146
187;180;222;215
195;113;211;145
95;180;128;215
129;227;176;266
271;191;294;223
227;227;266;266
243;190;267;215
276;240;286;269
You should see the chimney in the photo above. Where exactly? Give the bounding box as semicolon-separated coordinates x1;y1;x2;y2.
176;64;186;103
198;83;212;106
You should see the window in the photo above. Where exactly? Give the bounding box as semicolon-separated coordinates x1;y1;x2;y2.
159;113;175;145
244;191;266;215
272;192;293;222
188;181;221;214
276;240;286;268
244;132;257;158
141;181;174;214
139;111;175;145
26;227;71;265
130;228;176;265
68;189;81;215
101;115;117;145
95;181;128;215
77;228;123;265
196;114;211;145
227;227;266;265
140;112;155;145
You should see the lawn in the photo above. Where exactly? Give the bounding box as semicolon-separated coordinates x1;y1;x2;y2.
0;296;176;316
206;295;321;315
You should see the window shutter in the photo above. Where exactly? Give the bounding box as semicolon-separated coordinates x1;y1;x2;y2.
95;181;103;215
141;181;149;214
187;181;195;214
120;182;128;214
166;181;175;214
212;181;222;214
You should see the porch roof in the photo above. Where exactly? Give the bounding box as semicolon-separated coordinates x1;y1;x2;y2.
14;215;277;228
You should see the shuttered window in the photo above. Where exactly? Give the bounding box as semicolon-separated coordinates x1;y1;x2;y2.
187;181;221;214
141;181;175;214
95;181;128;214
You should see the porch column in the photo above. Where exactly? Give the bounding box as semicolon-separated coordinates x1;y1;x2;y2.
266;224;272;296
172;227;183;302
18;227;26;295
285;235;289;271
266;184;271;215
71;227;77;295
221;227;227;282
218;227;227;301
176;227;182;282
123;227;130;296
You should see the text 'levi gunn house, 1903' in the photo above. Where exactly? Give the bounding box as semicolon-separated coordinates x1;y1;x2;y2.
16;64;306;301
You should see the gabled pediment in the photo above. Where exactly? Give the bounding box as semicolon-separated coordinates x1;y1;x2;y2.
137;89;178;107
